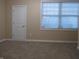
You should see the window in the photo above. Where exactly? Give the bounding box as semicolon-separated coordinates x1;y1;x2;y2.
41;3;79;30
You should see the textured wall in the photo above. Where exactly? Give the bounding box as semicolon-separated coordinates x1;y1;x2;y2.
0;0;6;39
5;0;78;41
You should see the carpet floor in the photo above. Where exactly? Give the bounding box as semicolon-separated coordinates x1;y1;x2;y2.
0;41;79;59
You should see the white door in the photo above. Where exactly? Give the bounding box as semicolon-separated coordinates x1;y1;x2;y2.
12;5;27;41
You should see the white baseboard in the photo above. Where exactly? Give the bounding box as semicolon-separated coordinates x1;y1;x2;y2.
25;40;77;43
1;39;78;50
0;39;7;43
4;39;77;43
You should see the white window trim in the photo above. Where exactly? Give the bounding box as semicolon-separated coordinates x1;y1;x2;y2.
40;2;78;31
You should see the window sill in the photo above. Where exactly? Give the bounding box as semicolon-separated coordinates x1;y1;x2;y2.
40;28;78;31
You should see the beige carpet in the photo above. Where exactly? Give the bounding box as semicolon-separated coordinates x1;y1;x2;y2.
0;41;79;59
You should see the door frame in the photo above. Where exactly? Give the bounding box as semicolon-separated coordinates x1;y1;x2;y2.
12;5;27;41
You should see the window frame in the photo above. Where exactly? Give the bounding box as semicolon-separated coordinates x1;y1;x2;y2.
40;2;79;30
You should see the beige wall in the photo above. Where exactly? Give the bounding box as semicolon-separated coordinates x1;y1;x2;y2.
5;0;78;41
0;0;6;39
